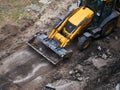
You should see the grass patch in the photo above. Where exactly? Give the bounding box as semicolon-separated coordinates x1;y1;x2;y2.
0;0;41;28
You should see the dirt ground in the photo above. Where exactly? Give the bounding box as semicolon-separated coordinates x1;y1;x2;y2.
0;0;120;90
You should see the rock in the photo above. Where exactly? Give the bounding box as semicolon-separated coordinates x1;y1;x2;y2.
39;0;51;4
101;53;108;60
106;36;111;40
74;64;83;73
85;77;90;80
98;46;102;51
26;4;41;13
44;83;55;90
115;36;119;40
69;65;84;81
116;83;120;90
69;70;74;75
106;49;111;55
76;73;81;77
74;69;79;73
97;78;101;83
77;77;83;81
44;79;81;90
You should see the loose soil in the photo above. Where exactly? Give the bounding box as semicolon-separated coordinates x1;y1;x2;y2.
0;0;120;90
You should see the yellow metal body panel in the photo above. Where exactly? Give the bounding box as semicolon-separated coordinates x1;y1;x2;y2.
63;28;71;37
69;7;94;26
48;7;94;47
70;17;93;40
48;17;69;39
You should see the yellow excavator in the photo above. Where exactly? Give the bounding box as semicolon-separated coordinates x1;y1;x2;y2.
27;0;120;64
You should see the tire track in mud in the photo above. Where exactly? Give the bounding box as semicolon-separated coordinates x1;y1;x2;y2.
13;63;47;84
0;46;54;90
0;43;81;90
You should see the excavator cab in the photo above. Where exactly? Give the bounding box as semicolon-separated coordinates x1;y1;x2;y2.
64;21;76;33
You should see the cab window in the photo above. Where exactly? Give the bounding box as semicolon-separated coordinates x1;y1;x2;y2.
65;21;76;33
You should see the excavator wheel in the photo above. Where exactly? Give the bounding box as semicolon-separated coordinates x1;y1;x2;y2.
77;36;91;51
101;19;117;37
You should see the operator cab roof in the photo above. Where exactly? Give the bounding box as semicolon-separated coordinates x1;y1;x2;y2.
68;7;94;26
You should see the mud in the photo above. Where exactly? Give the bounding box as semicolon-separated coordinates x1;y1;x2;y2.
0;0;120;90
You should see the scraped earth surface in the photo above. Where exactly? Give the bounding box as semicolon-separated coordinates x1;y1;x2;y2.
0;0;120;90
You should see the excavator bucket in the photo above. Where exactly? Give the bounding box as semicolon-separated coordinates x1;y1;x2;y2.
27;33;72;64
